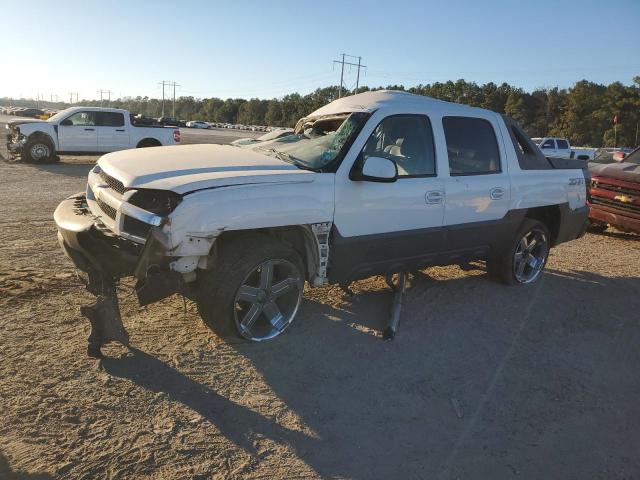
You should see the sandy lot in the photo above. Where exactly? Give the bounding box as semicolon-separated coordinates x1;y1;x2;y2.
1;134;639;478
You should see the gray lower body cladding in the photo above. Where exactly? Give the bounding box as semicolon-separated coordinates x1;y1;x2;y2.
328;205;588;284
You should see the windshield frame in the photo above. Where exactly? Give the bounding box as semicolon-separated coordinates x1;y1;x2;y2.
257;111;371;173
46;108;74;123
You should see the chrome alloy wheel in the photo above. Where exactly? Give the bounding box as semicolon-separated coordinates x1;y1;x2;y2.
513;228;549;284
30;143;50;160
233;259;303;341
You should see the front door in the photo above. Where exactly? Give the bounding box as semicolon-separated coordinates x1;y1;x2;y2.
57;111;98;152
332;113;445;282
97;111;130;152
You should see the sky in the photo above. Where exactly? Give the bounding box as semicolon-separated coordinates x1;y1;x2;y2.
1;0;638;102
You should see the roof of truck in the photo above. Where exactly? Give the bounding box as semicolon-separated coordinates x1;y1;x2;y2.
308;90;486;118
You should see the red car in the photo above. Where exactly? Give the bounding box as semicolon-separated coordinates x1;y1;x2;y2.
588;147;640;234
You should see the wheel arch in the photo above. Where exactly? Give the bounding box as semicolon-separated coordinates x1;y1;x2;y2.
524;205;561;246
211;225;325;284
136;138;162;148
27;131;57;151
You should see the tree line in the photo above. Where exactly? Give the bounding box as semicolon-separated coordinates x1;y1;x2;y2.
3;77;639;147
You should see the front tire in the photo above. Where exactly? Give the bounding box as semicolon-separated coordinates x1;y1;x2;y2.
196;235;305;341
488;219;550;285
22;137;54;163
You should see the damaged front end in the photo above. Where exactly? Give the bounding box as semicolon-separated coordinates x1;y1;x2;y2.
5;123;26;158
54;192;187;357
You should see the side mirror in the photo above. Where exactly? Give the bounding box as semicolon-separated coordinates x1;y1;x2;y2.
60;119;72;126
352;156;398;183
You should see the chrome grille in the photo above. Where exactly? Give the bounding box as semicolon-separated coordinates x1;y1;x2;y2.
96;197;117;220
99;170;127;195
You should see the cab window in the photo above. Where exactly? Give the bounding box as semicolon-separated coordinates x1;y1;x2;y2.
443;116;501;175
97;112;124;127
541;139;555;149
361;115;436;177
556;139;569;149
64;111;96;126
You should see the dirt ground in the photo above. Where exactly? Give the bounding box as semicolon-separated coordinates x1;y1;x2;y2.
1;145;639;478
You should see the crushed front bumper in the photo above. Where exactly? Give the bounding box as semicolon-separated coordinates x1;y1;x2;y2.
6;132;25;156
54;193;141;277
55;193;186;357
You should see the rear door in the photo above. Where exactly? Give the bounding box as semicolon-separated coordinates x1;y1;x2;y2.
555;138;571;158
441;115;512;252
57;111;98;152
97;112;130;152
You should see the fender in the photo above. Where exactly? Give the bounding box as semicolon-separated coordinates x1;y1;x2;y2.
16;122;59;150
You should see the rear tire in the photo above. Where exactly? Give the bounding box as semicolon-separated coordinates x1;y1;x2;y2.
196;235;305;341
22;137;54;163
487;219;550;285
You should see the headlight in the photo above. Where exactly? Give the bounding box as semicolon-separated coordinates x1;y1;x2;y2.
128;189;182;216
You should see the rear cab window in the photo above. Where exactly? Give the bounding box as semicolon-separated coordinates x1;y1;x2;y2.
556;139;569;149
442;116;501;175
97;112;125;127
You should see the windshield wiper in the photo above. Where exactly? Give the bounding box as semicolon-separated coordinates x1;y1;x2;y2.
263;148;320;172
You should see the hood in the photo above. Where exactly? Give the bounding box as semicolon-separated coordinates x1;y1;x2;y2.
8;119;47;129
594;162;640;184
98;144;316;195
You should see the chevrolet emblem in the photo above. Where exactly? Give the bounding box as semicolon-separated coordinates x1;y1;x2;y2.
614;195;633;204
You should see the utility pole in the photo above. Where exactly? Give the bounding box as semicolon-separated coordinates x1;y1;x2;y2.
338;53;345;98
333;54;367;98
97;90;112;107
158;80;179;117
172;81;180;118
69;92;79;104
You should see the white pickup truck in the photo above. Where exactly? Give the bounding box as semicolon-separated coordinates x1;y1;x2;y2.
531;137;573;159
54;91;589;355
6;107;180;163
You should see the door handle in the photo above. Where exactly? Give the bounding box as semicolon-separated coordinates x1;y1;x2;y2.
115;129;125;132
84;128;95;131
425;191;444;204
490;187;505;200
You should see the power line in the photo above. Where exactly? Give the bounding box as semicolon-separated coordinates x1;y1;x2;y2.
333;54;367;97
